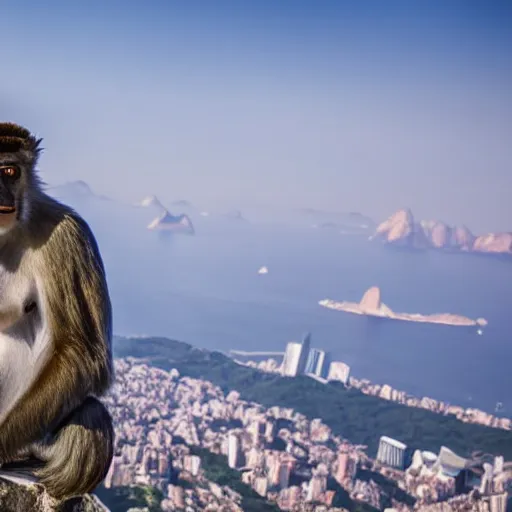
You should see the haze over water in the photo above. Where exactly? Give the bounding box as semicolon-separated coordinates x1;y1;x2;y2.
71;195;512;418
3;1;512;232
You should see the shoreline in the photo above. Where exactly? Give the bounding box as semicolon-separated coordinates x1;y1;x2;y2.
233;357;511;432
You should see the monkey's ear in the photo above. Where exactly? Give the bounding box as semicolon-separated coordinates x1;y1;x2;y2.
32;137;44;155
22;137;44;166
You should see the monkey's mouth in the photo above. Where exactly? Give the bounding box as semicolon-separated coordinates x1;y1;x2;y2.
0;206;15;214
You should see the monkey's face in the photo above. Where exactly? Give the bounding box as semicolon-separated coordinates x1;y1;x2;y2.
0;123;42;235
0;159;24;234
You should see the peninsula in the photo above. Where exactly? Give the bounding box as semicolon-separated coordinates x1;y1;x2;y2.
319;286;487;327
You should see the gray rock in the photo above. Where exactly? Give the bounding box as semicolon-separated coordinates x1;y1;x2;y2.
0;478;108;512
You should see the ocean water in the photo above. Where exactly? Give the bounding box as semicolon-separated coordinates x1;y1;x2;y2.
69;196;512;417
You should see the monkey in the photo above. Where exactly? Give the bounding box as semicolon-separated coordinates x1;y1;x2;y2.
0;122;114;500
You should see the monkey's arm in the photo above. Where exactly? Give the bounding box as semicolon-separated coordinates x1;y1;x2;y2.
0;213;112;462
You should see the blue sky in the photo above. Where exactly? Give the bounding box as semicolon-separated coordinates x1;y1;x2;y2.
1;0;511;232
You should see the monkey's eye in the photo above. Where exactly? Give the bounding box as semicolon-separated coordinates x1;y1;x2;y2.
2;166;18;178
24;301;37;314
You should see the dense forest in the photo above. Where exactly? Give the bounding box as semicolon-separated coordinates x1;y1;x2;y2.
95;484;164;512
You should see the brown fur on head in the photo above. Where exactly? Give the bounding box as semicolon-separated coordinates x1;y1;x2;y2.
0;122;43;165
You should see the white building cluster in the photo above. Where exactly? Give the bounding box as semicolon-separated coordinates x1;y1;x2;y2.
281;332;350;385
100;356;512;512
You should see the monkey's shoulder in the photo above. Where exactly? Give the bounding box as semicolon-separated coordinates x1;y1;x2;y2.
29;203;112;356
38;205;103;266
36;203;111;310
30;195;97;246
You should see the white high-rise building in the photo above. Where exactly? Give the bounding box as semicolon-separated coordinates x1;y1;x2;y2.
433;446;468;479
305;348;326;377
493;455;504;475
227;431;242;469
327;361;351;385
282;342;303;376
489;493;507;512
480;463;495;495
297;332;312;374
278;459;294;490
376;436;407;469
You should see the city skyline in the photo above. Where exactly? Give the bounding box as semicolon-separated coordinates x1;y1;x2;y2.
1;1;511;232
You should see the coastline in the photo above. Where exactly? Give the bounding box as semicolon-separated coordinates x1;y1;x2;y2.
234;357;511;432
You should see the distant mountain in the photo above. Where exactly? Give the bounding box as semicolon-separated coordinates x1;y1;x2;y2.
147;209;195;235
473;233;512;255
224;209;247;221
371;209;430;248
46;180;111;202
371;209;512;256
298;208;375;233
136;194;165;210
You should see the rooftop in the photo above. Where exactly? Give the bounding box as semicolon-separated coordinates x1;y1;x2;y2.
380;436;407;450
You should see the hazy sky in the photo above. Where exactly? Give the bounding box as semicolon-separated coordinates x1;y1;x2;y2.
1;0;511;232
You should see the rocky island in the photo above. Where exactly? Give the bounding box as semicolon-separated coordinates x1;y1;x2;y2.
319;286;487;327
136;194;165;210
371;208;512;256
147;209;195;235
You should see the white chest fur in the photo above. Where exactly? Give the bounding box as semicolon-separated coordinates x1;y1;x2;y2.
0;259;51;425
0;264;34;326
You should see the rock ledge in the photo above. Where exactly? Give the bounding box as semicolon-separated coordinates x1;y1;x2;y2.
0;478;107;512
